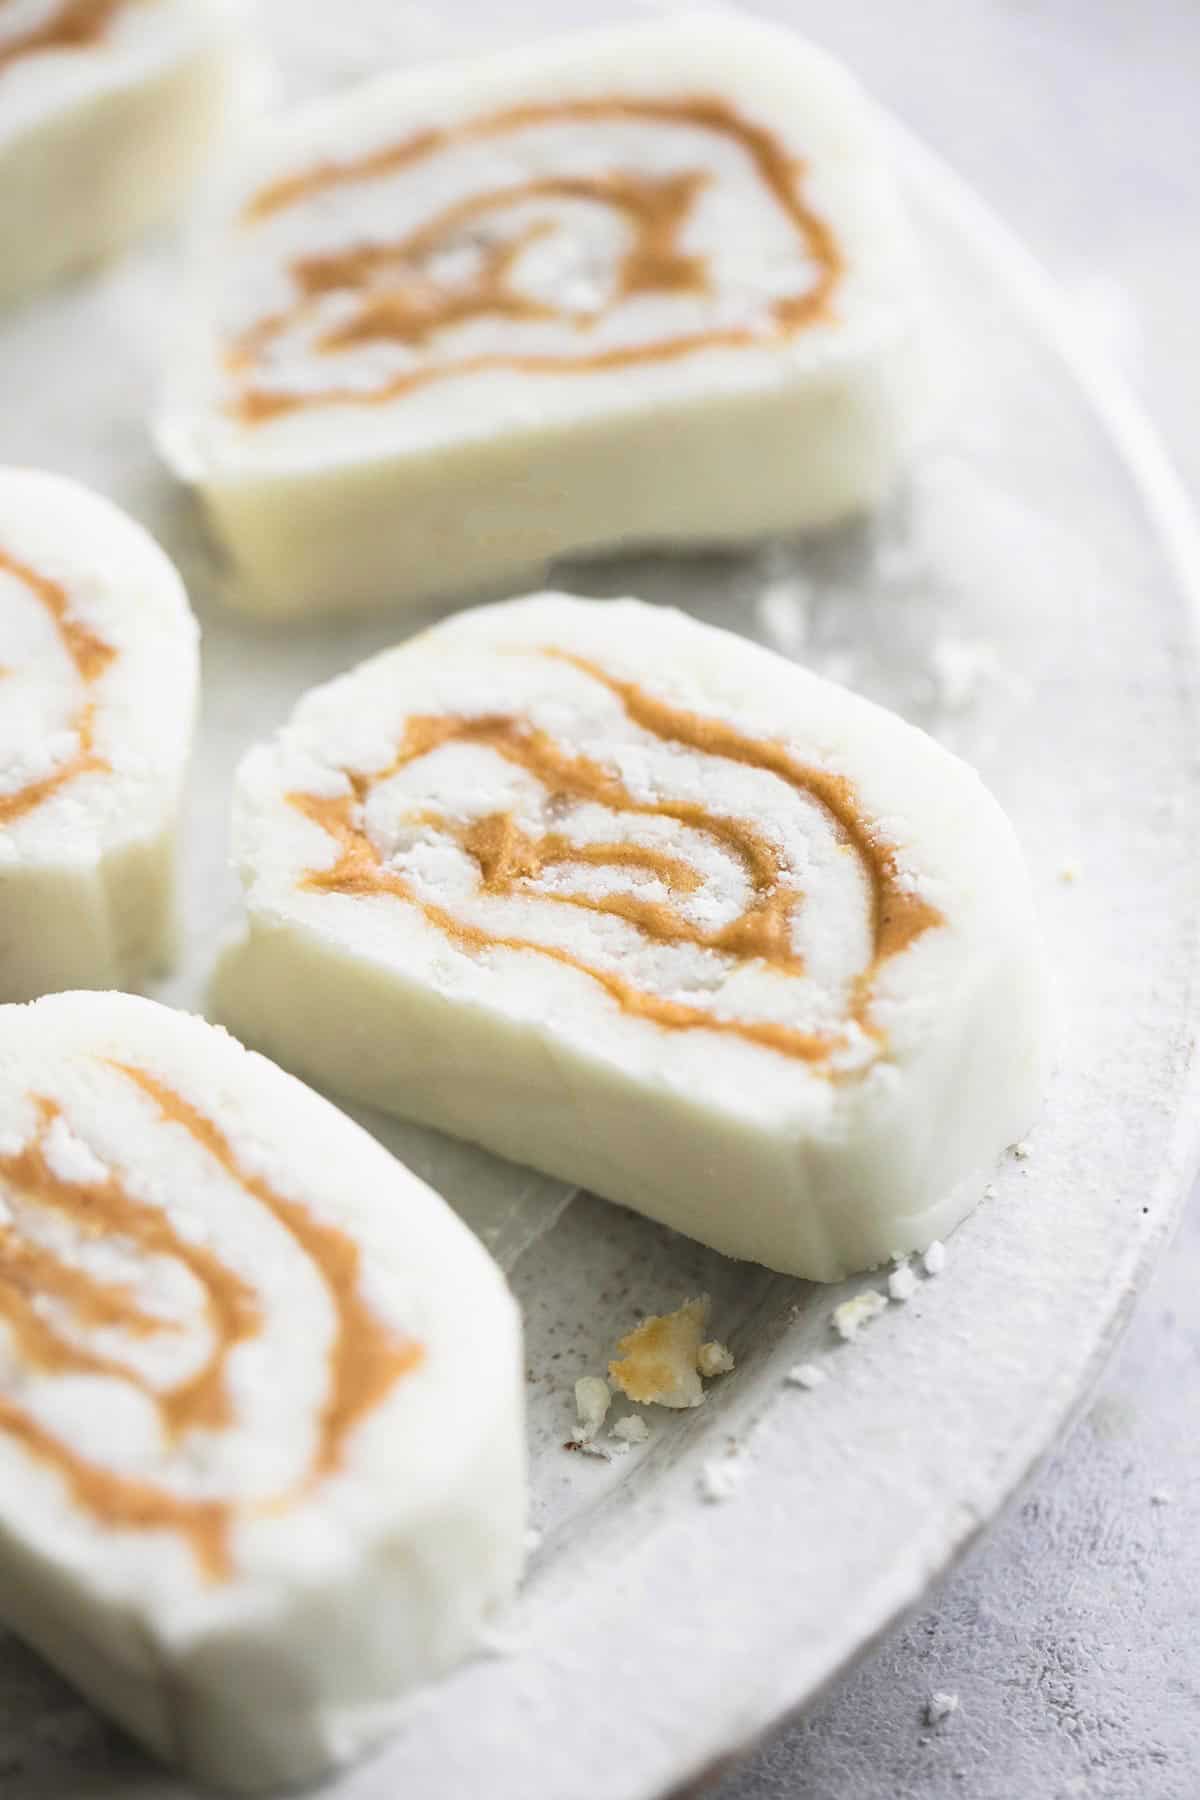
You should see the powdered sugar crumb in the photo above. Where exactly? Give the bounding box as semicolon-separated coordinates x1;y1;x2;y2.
923;1241;947;1276
833;1290;887;1341
785;1362;828;1390
573;1375;611;1441
563;1437;612;1462
699;1457;743;1503
926;1691;960;1725
697;1340;735;1378
888;1261;918;1302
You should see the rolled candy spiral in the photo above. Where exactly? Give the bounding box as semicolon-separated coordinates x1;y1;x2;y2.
0;992;524;1791
215;594;1049;1280
159;12;924;615
0;0;242;304
0;470;197;1002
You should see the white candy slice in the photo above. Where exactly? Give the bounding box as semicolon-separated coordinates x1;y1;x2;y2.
0;990;524;1792
0;469;198;1002
214;594;1048;1281
0;0;243;305
159;13;924;617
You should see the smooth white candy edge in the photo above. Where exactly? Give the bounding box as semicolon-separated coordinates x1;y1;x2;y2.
0;470;199;1002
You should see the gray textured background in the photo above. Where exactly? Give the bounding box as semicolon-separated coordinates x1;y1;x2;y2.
716;3;1200;1796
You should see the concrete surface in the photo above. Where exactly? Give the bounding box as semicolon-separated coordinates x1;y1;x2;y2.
716;4;1200;1797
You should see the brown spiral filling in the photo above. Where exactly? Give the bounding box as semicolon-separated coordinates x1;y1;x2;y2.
289;652;941;1066
0;547;114;826
0;1067;423;1579
230;93;844;422
0;0;127;74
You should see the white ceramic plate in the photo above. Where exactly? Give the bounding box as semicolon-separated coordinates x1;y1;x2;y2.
2;5;1200;1796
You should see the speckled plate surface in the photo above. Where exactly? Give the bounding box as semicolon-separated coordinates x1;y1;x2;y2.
1;4;1199;1797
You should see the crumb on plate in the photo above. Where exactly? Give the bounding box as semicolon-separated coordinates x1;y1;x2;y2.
698;1457;743;1503
562;1436;612;1461
573;1375;611;1440
888;1261;918;1302
785;1362;828;1390
832;1289;887;1341
697;1339;735;1378
926;1691;960;1725
609;1295;709;1408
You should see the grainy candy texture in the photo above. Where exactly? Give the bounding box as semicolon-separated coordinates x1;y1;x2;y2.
0;992;525;1792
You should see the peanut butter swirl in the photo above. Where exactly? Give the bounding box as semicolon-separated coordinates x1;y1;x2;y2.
0;546;115;827
0;1068;422;1579
289;652;941;1068
0;0;127;75
230;94;844;423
